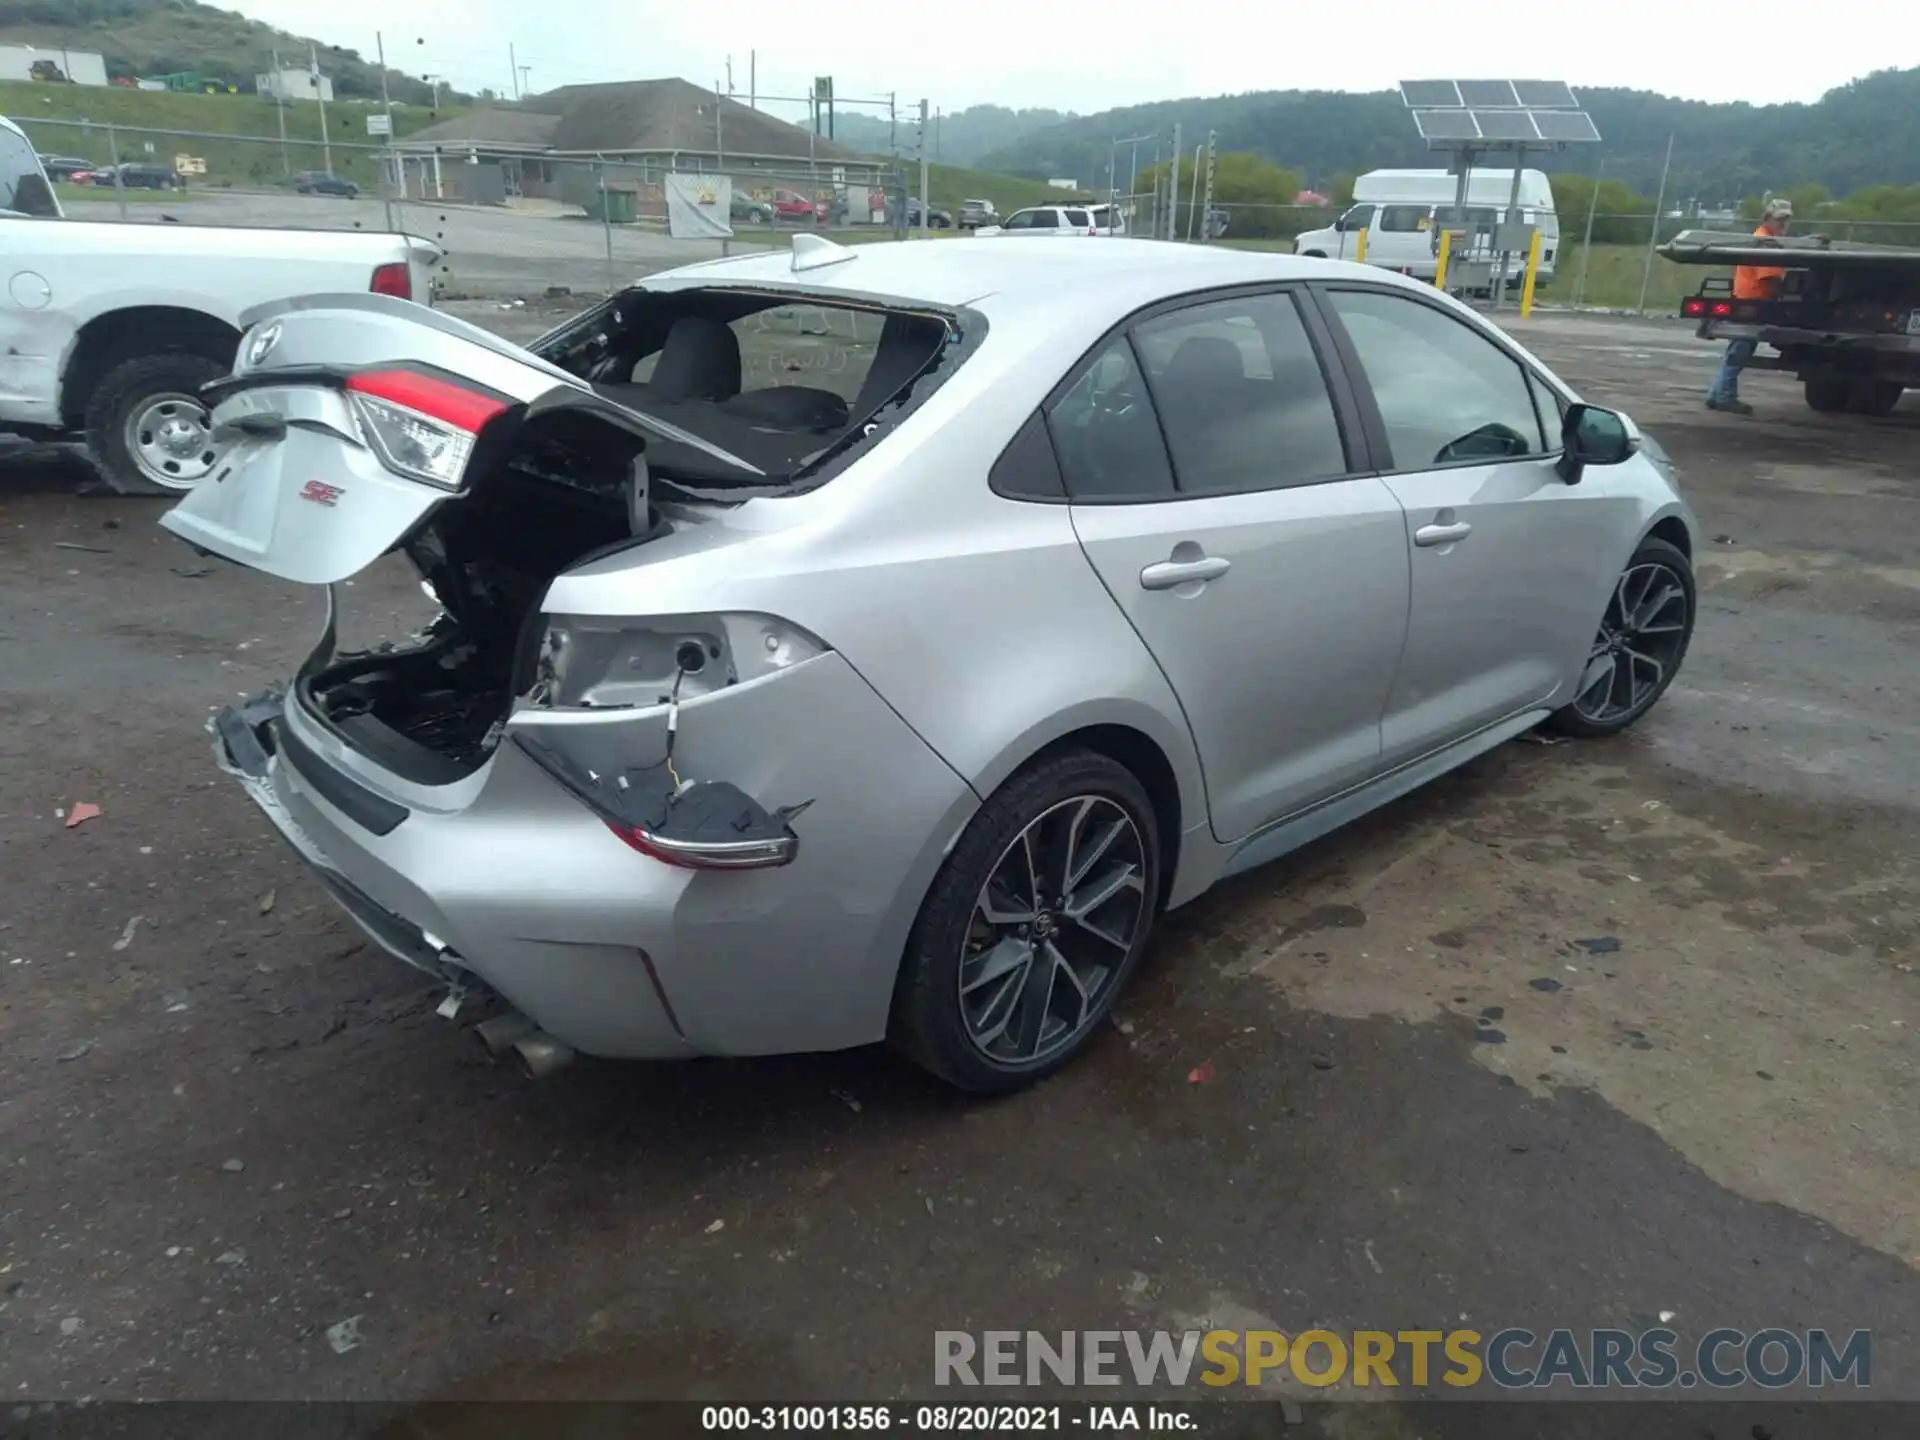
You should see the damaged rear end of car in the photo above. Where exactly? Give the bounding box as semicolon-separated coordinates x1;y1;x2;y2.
164;285;982;1072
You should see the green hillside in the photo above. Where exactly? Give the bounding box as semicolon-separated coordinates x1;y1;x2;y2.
4;78;462;188
915;162;1091;212
0;0;474;106
980;67;1920;201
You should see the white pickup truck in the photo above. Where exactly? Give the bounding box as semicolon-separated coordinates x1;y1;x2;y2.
1;115;441;494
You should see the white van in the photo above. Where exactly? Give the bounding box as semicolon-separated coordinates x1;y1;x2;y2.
1293;168;1559;284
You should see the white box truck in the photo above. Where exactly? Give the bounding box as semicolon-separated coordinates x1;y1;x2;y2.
1294;168;1560;285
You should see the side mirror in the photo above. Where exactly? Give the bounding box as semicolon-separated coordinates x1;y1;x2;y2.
1557;403;1635;484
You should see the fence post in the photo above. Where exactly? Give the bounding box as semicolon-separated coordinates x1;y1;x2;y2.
1573;177;1601;308
599;158;615;294
1636;133;1675;316
105;123;128;222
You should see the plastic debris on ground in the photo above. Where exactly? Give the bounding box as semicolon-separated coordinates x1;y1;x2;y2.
64;802;101;830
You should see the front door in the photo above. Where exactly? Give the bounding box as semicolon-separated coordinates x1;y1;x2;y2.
1316;285;1621;765
1057;289;1410;843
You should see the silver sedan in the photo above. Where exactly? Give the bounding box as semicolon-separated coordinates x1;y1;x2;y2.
164;237;1696;1090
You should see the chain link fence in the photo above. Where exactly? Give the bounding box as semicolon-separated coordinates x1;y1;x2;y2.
19;115;912;298
1117;196;1920;316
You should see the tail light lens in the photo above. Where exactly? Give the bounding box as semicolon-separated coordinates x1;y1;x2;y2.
370;262;413;299
1681;297;1709;318
345;368;509;489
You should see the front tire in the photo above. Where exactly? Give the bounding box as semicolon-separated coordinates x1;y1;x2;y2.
1547;536;1695;739
83;352;229;497
891;749;1162;1092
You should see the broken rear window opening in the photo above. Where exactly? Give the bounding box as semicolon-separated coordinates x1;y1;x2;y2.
533;286;959;490
290;288;965;790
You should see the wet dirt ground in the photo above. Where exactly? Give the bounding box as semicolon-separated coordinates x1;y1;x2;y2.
2;303;1916;1425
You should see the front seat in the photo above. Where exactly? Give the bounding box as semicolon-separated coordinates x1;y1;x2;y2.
648;316;742;403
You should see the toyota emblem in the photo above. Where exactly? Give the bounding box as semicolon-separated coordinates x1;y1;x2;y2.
246;322;282;368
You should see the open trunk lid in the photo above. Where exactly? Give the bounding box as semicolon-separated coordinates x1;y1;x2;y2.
158;295;751;586
159;295;595;585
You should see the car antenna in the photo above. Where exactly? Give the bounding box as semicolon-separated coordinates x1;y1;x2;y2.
791;233;856;274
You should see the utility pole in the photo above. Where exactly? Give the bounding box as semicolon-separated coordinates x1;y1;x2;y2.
1167;122;1182;241
509;42;520;99
715;80;724;167
309;41;332;174
375;31;396;224
918;98;930;238
749;51;756;109
518;65;530;98
270;47;290;175
1199;129;1218;243
935;107;942;164
1637;132;1676;315
725;55;733;97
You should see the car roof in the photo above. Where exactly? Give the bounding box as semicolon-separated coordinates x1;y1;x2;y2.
646;236;1394;310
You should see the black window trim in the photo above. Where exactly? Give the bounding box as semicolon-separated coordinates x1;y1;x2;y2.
1307;280;1572;478
1026;280;1381;507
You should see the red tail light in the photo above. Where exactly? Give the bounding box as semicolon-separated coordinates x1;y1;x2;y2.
1710;301;1734;318
346;369;508;433
369;262;412;300
1681;297;1708;318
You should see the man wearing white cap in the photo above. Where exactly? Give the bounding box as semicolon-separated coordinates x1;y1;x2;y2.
1706;197;1793;416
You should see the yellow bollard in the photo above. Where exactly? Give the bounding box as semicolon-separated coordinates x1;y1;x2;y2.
1434;229;1452;290
1519;229;1544;316
1355;226;1368;265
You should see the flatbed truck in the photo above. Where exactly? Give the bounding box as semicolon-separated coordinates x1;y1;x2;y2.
1659;228;1920;416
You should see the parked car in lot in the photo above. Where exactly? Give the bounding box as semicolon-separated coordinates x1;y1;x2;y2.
898;199;954;229
0;114;440;494
730;192;774;224
36;153;93;182
984;204;1105;237
109;161;181;190
162;236;1696;1091
771;188;824;223
959;198;999;229
293;170;359;198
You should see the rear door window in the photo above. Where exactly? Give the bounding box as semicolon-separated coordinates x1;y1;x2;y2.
1378;204;1431;232
1064;209;1091;228
1045;339;1176;501
1132;292;1349;494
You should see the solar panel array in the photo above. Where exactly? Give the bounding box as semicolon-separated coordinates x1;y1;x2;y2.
1400;78;1600;147
1399;79;1581;109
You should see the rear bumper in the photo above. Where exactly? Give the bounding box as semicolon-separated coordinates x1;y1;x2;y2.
211;652;978;1061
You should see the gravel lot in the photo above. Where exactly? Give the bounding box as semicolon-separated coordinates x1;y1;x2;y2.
2;285;1916;1425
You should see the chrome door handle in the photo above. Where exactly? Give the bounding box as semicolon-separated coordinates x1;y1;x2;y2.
1414;521;1473;547
1140;556;1231;590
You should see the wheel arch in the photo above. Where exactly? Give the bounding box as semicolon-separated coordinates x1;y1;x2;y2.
1645;512;1693;561
967;702;1205;911
60;306;242;429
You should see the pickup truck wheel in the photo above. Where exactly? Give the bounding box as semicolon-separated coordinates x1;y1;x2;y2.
84;353;228;496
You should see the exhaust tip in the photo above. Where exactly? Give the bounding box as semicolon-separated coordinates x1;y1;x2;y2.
513;1033;577;1080
473;1011;539;1060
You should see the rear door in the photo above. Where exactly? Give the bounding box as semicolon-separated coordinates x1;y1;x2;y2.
1315;283;1622;765
1061;287;1410;842
159;297;611;584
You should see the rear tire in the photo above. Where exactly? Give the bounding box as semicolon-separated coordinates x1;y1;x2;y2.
83;352;229;497
891;749;1161;1093
1547;537;1695;739
1848;381;1903;417
1805;377;1851;413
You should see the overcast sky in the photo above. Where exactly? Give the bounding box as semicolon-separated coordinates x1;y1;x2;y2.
243;0;1912;123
